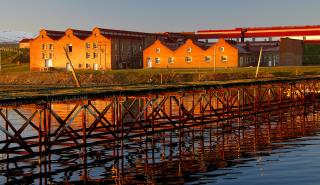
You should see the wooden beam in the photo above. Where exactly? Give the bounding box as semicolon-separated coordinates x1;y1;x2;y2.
64;47;81;88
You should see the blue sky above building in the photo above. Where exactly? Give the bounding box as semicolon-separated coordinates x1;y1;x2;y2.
1;0;320;33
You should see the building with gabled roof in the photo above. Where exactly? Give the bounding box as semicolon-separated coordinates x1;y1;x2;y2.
143;38;240;69
29;27;182;71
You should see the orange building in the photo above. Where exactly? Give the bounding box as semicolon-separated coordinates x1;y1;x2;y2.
143;38;239;69
19;39;32;49
30;27;168;71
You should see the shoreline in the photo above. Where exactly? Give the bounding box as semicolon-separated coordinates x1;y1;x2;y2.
0;76;319;106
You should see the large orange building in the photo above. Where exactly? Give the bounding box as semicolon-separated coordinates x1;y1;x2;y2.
143;38;239;69
30;27;169;71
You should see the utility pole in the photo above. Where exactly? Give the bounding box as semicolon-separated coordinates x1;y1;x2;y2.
213;47;216;72
64;47;81;87
255;48;263;78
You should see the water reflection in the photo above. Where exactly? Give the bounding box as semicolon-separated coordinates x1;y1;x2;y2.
0;101;320;184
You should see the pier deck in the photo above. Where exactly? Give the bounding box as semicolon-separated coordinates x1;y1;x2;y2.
0;76;319;162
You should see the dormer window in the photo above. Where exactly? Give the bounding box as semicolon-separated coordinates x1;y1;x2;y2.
187;47;192;53
156;48;160;54
219;47;224;52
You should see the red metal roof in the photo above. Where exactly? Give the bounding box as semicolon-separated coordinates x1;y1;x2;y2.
197;25;320;39
19;38;32;43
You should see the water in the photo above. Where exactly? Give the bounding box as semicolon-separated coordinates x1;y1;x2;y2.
1;101;320;184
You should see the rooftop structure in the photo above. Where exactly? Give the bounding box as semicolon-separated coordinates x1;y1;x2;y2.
197;25;320;41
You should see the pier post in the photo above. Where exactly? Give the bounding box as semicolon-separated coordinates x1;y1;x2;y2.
5;108;8;143
81;102;88;182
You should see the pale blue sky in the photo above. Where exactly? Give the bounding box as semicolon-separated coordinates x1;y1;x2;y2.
1;0;320;34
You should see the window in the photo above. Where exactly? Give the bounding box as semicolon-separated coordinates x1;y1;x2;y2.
204;56;211;62
240;56;244;65
219;47;224;52
168;57;174;64
49;53;53;59
66;63;71;71
67;44;72;52
86;63;90;69
155;57;161;64
86;43;90;49
78;64;83;68
93;42;97;49
49;44;53;50
93;52;98;59
86;52;90;59
114;44;118;51
42;53;46;59
146;57;152;68
42;44;46;50
221;55;228;62
185;56;192;63
187;47;192;53
156;48;161;54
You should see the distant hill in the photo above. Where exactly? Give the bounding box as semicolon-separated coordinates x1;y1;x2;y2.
0;31;34;43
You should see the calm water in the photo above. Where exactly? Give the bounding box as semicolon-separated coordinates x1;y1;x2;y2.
1;102;320;184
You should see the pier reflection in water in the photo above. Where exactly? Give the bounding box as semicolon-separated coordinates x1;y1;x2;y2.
0;102;320;184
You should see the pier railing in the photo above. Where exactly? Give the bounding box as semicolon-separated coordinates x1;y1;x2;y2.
0;78;319;161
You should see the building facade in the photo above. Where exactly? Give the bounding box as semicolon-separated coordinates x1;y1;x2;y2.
30;27;167;71
143;38;239;69
19;39;31;49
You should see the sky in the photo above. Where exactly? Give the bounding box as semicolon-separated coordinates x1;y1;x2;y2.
1;0;320;34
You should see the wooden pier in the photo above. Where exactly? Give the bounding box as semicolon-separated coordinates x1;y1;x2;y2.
0;77;319;162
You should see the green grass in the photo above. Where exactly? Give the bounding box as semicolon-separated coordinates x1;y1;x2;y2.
75;66;320;76
0;48;30;72
1;63;29;72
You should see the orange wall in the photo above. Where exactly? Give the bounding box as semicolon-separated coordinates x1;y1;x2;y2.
30;30;55;70
30;28;158;71
19;42;30;49
30;29;112;71
143;38;239;69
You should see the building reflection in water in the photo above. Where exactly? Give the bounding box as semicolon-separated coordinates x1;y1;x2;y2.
0;102;320;184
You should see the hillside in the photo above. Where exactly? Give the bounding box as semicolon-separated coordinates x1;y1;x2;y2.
0;31;34;43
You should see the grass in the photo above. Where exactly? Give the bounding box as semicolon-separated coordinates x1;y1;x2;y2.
0;49;30;72
73;66;320;77
1;46;320;86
